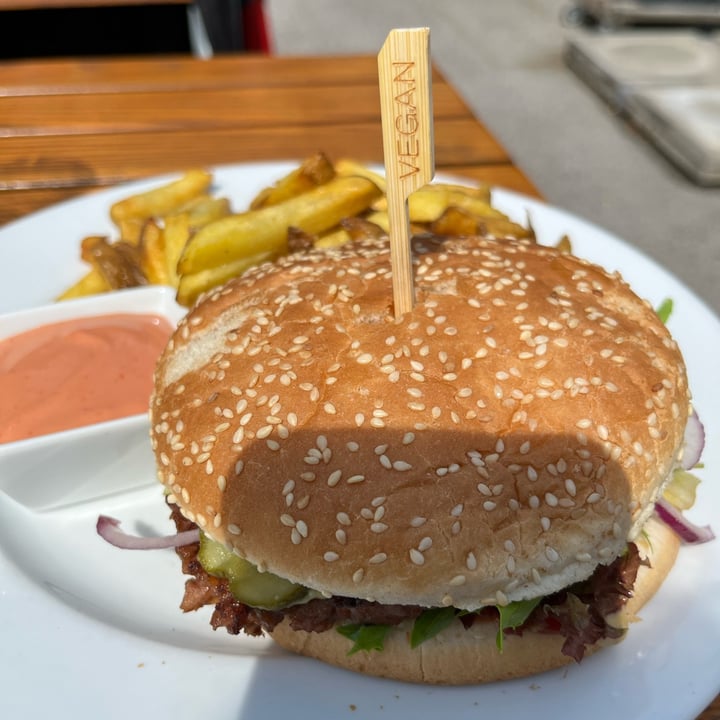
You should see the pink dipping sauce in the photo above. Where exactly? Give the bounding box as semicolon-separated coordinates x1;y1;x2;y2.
0;313;174;443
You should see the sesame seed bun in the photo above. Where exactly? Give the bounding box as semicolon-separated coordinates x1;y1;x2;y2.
267;516;680;684
151;234;688;611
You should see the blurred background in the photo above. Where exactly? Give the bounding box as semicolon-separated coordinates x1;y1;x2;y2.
1;0;719;315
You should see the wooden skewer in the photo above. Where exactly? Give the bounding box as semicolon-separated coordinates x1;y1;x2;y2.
377;27;435;319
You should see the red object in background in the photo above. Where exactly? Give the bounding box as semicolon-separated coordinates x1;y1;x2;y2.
242;0;271;52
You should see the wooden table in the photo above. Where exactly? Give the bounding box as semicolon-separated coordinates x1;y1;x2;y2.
0;53;538;226
0;53;716;720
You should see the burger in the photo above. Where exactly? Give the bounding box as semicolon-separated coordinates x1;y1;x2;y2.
147;233;697;684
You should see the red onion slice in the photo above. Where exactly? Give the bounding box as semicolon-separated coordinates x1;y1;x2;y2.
681;409;705;470
96;515;200;550
655;498;715;545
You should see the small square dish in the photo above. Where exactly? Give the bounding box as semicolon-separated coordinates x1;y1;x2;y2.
625;84;720;185
0;286;185;511
564;29;720;108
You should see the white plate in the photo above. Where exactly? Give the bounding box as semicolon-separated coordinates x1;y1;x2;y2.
0;163;718;720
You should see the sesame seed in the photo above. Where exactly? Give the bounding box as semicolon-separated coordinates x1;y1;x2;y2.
409;549;425;565
418;536;433;552
545;547;560;562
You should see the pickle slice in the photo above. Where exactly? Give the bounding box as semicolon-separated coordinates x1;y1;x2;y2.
198;533;307;609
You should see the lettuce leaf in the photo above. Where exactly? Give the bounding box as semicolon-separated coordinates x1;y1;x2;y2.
656;298;673;324
337;607;460;655
336;623;390;655
410;607;458;648
496;598;542;652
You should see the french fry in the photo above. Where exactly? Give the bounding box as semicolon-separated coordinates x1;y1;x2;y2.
417;181;491;203
340;216;386;242
429;206;483;236
178;175;382;276
476;216;535;240
373;187;507;224
287;227;316;253
56;267;110;301
314;229;351;249
430;207;534;240
176;251;278;307
362;211;425;237
314;216;387;249
163;197;232;287
117;217;145;245
163;214;192;288
138;219;169;285
555;234;572;253
180;195;232;227
364;211;390;233
110;169;212;227
81;235;147;289
334;158;386;193
249;152;336;209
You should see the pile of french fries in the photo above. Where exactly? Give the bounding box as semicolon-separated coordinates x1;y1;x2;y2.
59;153;539;309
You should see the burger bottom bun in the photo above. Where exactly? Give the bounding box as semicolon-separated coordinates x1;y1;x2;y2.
269;517;680;684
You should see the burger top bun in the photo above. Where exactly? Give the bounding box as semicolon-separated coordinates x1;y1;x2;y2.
151;235;689;611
